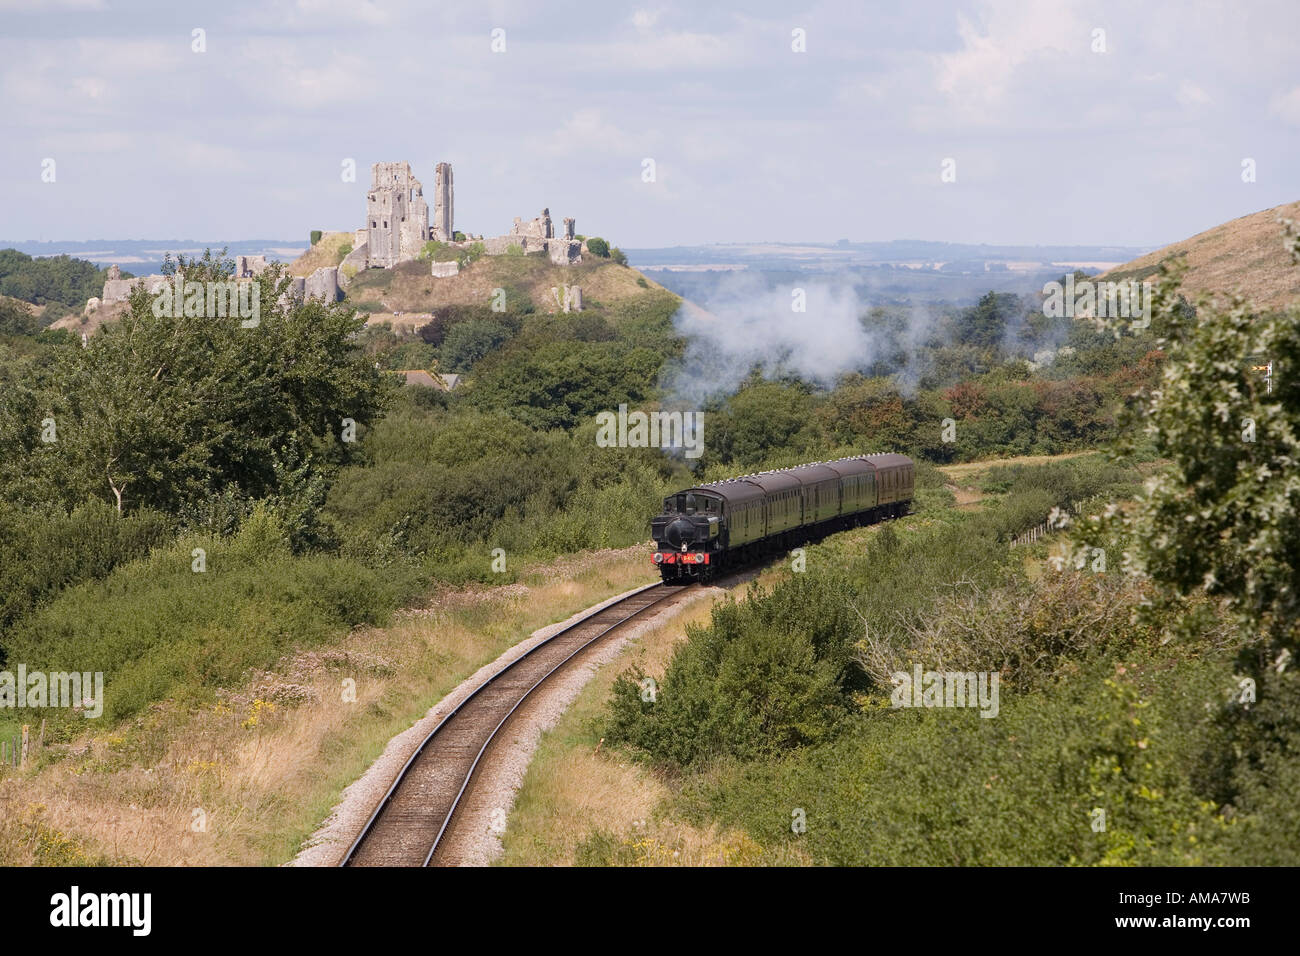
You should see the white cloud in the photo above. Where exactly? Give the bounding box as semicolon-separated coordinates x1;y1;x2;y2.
1269;86;1300;125
1176;80;1211;108
934;0;1085;108
632;9;661;31
530;108;644;157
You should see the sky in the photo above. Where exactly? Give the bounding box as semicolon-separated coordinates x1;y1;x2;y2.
1;0;1297;248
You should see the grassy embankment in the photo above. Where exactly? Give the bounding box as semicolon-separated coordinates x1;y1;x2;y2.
0;547;655;865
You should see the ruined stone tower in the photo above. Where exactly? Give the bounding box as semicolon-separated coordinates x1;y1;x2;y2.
432;163;454;241
365;162;430;268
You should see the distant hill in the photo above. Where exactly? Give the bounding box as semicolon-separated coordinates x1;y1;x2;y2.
626;238;1155;306
46;247;673;338
0;239;307;276
1099;201;1300;311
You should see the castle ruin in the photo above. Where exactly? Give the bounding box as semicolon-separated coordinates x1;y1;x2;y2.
364;162;430;268
433;163;454;242
342;162;585;276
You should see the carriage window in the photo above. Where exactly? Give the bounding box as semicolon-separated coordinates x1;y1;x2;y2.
663;498;675;513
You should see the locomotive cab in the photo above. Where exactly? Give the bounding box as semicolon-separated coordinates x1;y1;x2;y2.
651;491;723;581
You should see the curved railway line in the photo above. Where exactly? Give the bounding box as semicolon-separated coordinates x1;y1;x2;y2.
342;581;690;867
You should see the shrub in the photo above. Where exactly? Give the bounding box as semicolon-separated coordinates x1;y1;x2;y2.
310;230;322;246
679;648;1243;865
586;237;610;258
3;512;403;724
0;500;171;641
439;319;510;372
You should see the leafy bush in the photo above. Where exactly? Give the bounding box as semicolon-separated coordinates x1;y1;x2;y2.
0;249;106;307
0;500;171;642
586;237;610;258
679;648;1246;865
607;575;861;767
3;509;404;724
439;319;510;372
0;298;41;336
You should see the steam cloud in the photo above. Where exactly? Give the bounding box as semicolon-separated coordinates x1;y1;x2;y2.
658;270;940;407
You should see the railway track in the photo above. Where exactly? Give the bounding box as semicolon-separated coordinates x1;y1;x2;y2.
342;581;689;867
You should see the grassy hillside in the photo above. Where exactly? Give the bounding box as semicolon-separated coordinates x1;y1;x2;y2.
1100;199;1300;310
289;231;353;277
344;253;667;317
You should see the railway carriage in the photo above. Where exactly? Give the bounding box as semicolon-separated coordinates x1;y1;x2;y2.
651;453;914;583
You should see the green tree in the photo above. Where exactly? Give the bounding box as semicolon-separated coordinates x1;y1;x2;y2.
439;319;509;372
1079;230;1300;665
43;250;388;514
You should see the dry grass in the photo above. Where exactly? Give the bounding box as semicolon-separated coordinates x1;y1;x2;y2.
343;255;666;316
499;598;731;865
1100;199;1300;311
49;299;128;337
938;451;1092;483
0;546;656;866
288;232;353;277
937;451;1097;511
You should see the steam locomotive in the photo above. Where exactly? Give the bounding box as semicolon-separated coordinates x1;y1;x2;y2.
651;454;915;583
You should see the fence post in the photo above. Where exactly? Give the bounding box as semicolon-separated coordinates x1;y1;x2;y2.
21;725;29;768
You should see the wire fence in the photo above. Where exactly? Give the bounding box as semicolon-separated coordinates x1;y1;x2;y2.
1009;500;1089;549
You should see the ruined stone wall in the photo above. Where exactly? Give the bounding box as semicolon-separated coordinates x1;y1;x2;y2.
432;163;454;241
546;239;582;265
234;255;269;277
339;241;369;278
304;266;340;302
510;208;553;241
483;235;535;255
101;273;169;304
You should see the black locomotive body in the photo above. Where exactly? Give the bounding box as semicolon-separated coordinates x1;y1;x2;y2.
650;453;914;583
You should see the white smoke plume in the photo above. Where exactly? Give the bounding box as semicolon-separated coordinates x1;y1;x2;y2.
658;270;941;407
